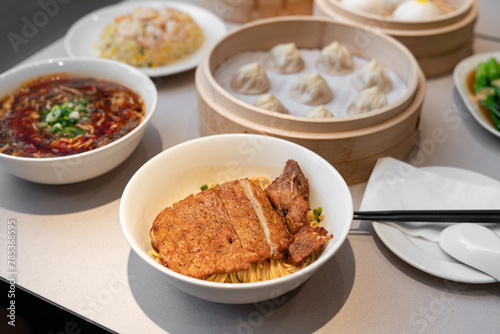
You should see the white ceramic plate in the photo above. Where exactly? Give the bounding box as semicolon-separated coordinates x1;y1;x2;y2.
373;166;500;284
64;1;227;77
453;51;500;138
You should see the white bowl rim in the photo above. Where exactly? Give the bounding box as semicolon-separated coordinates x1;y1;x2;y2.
0;56;158;162
120;133;353;290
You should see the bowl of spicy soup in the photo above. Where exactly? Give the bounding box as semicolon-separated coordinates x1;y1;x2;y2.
0;57;157;184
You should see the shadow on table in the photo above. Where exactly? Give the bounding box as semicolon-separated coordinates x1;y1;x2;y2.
0;125;163;215
0;0;120;73
128;239;356;334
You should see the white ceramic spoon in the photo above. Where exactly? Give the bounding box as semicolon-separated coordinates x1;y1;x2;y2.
438;224;500;281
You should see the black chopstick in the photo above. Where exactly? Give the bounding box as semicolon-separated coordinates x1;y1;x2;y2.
353;210;500;223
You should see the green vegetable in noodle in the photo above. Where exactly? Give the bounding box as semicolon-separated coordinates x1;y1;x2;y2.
312;207;323;223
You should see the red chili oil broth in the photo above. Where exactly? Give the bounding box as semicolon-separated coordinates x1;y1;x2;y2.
0;73;145;158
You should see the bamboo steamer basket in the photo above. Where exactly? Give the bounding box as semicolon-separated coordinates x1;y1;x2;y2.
198;0;314;23
196;16;424;185
315;0;477;78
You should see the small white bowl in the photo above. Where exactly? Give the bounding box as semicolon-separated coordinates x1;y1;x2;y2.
0;57;158;184
119;134;353;304
453;51;500;139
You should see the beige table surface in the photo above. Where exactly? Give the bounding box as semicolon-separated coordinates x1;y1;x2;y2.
1;0;500;333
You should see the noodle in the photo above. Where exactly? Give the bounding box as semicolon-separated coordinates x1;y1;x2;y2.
249;176;272;190
150;242;321;283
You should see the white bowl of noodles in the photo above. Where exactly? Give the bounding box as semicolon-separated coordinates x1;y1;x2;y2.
0;57;157;184
119;134;353;304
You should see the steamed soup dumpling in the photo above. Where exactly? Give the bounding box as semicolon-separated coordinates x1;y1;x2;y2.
265;42;305;74
341;0;386;14
254;93;288;114
351;59;392;93
305;105;334;119
347;86;387;116
392;0;441;20
230;62;270;95
316;41;354;75
290;73;333;106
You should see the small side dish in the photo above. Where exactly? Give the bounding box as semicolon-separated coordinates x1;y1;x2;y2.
453;52;500;139
472;58;500;131
0;74;145;158
95;7;205;68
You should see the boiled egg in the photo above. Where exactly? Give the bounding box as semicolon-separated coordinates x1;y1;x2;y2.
341;0;386;15
392;0;441;20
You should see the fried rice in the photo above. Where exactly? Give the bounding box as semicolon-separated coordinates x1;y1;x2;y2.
95;7;205;68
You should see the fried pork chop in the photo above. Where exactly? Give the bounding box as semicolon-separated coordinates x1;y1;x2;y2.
150;160;332;279
238;179;290;259
265;160;311;235
150;189;251;278
266;160;332;264
150;179;290;279
288;227;332;264
216;180;272;263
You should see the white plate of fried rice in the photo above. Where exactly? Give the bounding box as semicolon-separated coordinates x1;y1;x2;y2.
64;1;227;77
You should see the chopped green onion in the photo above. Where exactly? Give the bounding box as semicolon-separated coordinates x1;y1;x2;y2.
45;107;61;123
313;207;323;223
41;97;90;136
200;184;208;191
68;110;80;120
51;123;62;133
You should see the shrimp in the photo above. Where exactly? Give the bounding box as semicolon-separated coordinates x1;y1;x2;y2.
117;19;138;38
133;7;159;21
149;8;171;26
164;20;187;43
137;25;164;48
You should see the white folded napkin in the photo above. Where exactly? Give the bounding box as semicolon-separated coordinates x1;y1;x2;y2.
360;157;500;242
